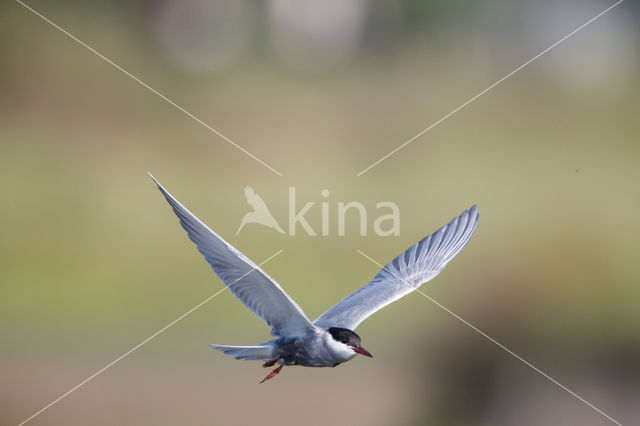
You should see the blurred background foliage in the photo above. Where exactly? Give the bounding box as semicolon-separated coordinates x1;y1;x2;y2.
1;0;639;425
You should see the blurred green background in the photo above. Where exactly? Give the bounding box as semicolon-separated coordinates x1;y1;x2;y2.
1;0;639;425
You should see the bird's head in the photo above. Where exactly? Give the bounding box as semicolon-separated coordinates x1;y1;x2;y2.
327;327;373;357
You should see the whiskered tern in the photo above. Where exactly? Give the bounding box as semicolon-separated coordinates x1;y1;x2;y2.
151;175;478;383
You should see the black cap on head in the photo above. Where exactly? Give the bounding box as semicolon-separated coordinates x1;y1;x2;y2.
327;327;361;348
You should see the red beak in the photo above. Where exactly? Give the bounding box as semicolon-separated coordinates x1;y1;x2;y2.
353;345;373;357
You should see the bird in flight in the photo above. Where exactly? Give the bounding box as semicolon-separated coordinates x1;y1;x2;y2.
236;186;284;235
151;174;478;383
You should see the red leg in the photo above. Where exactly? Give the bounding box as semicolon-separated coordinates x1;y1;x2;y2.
262;359;277;368
259;365;283;383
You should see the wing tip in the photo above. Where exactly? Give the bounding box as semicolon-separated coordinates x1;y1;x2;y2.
467;204;478;218
467;204;479;228
148;172;164;192
148;173;175;203
462;204;479;230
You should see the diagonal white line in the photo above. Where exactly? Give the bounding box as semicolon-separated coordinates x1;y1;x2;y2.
14;0;283;177
16;249;283;426
355;249;623;426
356;0;624;176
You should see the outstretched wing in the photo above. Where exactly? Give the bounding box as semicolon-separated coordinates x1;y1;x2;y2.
314;205;478;331
151;174;316;337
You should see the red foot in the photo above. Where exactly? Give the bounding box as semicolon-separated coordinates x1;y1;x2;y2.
263;359;277;368
259;365;283;383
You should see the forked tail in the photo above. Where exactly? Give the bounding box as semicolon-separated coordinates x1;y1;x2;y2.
209;344;275;361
